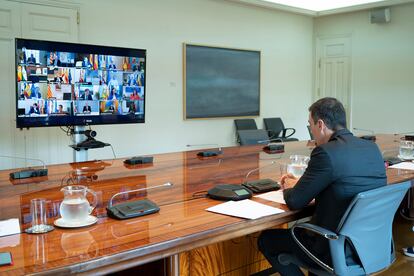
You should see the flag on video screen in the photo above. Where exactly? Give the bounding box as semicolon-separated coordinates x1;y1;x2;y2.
47;84;53;98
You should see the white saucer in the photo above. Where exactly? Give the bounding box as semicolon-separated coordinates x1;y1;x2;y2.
397;155;414;161
54;215;98;228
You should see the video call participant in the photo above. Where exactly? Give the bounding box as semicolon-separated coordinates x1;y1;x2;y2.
128;102;136;114
29;103;40;115
27;53;36;64
129;89;141;100
83;102;92;113
49;52;57;66
258;97;387;276
57;104;67;114
83;88;93;100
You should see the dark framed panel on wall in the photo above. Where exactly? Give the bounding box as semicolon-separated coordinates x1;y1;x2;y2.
183;44;260;119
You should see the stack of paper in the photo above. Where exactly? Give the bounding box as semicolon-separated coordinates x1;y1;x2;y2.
389;162;414;170
0;218;20;237
206;199;284;219
254;190;286;204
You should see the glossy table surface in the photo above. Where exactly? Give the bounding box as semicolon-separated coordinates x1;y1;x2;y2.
0;134;411;275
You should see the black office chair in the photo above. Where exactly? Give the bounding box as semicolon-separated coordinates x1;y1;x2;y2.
263;118;298;142
234;119;258;131
235;119;258;144
237;129;269;146
274;181;411;276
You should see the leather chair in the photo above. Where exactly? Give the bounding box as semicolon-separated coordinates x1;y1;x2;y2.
235;119;259;144
263;118;298;142
237;129;269;146
234;119;258;131
275;181;411;276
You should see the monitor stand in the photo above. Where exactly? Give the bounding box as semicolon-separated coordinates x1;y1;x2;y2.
72;125;88;162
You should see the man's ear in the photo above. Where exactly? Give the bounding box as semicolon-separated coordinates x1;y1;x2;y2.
317;119;325;130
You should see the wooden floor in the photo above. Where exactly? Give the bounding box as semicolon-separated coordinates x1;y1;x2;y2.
276;215;414;276
378;215;414;276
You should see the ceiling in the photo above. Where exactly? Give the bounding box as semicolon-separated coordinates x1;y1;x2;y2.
226;0;414;16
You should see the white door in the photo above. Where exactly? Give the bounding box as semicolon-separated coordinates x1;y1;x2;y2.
0;1;78;169
315;36;352;127
21;3;78;42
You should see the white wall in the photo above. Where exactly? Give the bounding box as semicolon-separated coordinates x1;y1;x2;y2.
82;0;313;161
314;3;414;134
0;0;313;169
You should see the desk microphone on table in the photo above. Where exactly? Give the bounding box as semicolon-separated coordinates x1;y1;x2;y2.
394;131;414;141
1;155;48;179
257;138;285;153
107;182;173;220
241;161;281;193
186;143;223;157
353;128;376;141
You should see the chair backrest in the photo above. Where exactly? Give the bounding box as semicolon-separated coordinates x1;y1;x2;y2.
234;119;258;131
237;129;269;145
263;118;284;137
332;181;411;275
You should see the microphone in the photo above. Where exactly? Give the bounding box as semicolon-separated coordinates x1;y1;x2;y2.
107;182;173;219
242;161;281;193
0;155;48;179
393;131;414;141
186;144;222;157
352;128;376;141
107;182;173;208
257;138;285;153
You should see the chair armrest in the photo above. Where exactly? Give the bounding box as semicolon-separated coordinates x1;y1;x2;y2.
293;223;338;240
290;223;338;274
282;128;296;138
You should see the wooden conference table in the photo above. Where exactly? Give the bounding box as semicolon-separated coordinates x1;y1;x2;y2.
0;134;412;275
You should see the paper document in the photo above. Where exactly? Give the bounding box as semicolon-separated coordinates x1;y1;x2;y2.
389;162;414;170
206;199;284;220
0;218;20;237
254;190;286;204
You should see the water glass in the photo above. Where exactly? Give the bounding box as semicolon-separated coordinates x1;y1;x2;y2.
25;198;54;234
399;141;414;160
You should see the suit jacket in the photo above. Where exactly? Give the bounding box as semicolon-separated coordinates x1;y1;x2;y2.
83;106;91;112
284;129;387;262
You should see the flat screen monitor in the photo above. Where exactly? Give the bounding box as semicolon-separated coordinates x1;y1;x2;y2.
15;38;146;128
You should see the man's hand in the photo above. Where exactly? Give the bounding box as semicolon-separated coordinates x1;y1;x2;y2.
280;173;299;189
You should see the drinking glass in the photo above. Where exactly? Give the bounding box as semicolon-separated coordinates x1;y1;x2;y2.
399;141;414;160
25;198;54;234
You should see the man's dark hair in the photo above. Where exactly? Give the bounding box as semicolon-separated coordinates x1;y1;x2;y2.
308;97;346;131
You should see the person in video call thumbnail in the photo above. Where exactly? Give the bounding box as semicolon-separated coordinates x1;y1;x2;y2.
83;88;93;100
27;53;36;64
83;102;92;113
57;104;65;114
108;104;115;113
128;102;136;114
49;52;57;66
108;87;118;100
129;88;141;100
29;103;40;115
82;56;92;68
108;58;116;69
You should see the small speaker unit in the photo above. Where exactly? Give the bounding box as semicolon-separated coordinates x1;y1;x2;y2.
370;8;390;24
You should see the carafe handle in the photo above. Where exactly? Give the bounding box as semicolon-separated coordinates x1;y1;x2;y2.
86;188;98;215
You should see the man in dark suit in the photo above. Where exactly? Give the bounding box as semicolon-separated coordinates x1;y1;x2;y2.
83;89;93;100
29;103;40;115
258;97;387;276
83;102;92;113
